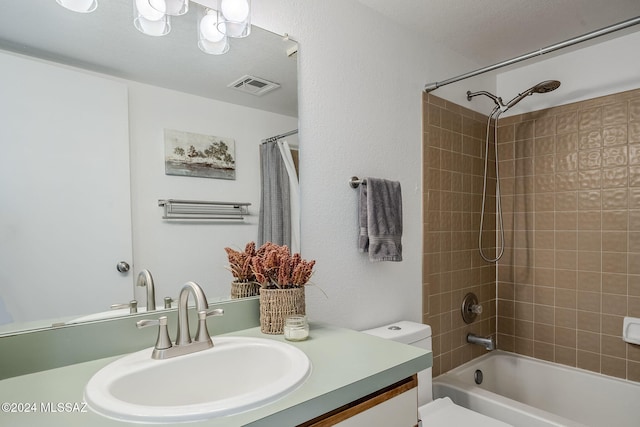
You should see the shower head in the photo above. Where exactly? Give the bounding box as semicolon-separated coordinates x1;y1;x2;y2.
504;80;561;110
532;80;562;93
467;80;561;112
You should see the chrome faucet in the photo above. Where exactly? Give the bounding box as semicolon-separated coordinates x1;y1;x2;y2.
467;333;495;351
176;281;210;346
136;269;156;311
137;281;224;359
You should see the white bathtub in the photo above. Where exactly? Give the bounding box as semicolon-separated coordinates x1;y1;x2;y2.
432;350;640;427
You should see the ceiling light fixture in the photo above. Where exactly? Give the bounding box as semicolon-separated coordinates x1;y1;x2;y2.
197;7;229;55
133;0;171;36
54;0;251;54
149;0;189;16
56;0;98;13
218;0;251;38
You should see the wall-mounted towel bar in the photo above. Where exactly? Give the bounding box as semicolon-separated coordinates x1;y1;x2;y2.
349;176;366;188
158;199;250;221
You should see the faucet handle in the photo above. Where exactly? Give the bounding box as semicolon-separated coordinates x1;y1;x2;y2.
164;297;175;309
111;300;138;313
470;304;483;314
137;316;172;350
195;308;224;343
206;308;224;318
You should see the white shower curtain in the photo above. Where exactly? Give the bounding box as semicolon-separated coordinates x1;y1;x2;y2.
277;140;300;254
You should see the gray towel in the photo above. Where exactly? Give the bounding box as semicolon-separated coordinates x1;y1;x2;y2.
358;177;403;262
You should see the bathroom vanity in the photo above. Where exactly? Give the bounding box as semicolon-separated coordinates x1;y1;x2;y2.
0;317;430;426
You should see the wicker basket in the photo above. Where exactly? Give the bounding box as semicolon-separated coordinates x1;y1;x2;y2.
230;281;260;299
259;287;306;334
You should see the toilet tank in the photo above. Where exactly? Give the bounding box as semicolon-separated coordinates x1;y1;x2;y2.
362;320;433;405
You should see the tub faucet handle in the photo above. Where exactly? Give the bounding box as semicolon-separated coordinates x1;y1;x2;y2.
461;292;482;323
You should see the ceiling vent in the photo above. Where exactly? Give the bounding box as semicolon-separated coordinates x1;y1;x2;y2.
228;75;280;96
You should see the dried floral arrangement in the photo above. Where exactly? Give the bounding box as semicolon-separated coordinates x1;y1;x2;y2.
251;242;316;289
224;242;257;283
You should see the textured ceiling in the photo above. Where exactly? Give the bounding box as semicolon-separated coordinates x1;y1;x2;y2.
356;0;640;65
2;1;639;115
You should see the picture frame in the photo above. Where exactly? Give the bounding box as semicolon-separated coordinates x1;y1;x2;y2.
164;129;236;180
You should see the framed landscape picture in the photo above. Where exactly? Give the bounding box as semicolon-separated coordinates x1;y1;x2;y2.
164;129;236;180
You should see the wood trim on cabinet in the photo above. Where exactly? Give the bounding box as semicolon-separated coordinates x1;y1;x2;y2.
297;375;418;427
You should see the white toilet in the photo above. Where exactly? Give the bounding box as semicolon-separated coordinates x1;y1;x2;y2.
362;320;512;427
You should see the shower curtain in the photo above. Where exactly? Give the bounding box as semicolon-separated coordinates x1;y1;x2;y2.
258;139;300;253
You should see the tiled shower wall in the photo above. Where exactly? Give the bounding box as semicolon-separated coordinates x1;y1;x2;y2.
422;93;497;377
496;88;640;381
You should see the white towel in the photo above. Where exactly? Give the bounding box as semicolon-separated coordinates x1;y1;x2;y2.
358;177;403;262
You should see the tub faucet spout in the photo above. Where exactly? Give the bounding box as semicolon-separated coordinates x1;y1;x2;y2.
467;333;495;351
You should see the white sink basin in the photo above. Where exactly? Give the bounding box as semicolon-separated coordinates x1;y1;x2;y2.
84;336;311;423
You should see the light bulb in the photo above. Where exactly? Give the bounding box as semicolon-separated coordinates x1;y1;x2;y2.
200;13;224;42
56;0;97;13
197;7;228;54
136;0;165;21
198;38;229;55
220;0;249;22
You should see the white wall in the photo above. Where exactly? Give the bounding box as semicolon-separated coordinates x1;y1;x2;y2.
128;82;298;302
497;31;640;116
252;1;489;329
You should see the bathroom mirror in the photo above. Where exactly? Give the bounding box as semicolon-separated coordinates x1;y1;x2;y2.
0;0;298;336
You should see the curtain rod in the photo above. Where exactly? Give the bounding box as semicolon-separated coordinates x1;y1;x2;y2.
261;129;298;144
424;15;640;92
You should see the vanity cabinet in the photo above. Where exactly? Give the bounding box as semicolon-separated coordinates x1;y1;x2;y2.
298;375;418;427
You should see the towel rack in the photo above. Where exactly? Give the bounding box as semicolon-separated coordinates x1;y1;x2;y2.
158;199;250;221
349;176;366;188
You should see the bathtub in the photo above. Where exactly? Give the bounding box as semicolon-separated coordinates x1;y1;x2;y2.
432;350;639;427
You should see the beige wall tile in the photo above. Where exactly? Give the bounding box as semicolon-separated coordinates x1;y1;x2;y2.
556;346;577;367
555;327;577;348
603;103;628;126
602;167;628;188
577;291;601;312
578;330;601;352
601;314;624;336
577;350;600;373
601;355;626;379
427;89;640;381
557;111;579;134
423;95;497;377
534;341;555;361
579;107;602;130
603;125;628;147
601;334;626;358
577;310;601;332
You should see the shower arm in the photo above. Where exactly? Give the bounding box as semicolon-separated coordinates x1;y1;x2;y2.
467;90;503;106
468;88;536;113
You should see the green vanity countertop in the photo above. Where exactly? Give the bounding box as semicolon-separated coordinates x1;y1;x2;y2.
0;322;431;427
